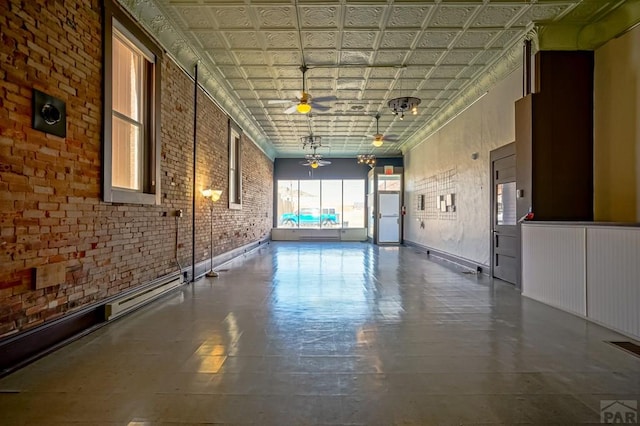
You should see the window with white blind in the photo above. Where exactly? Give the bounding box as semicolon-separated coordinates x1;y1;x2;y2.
103;0;161;205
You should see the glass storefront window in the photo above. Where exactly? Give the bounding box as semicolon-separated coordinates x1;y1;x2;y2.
343;180;365;228
276;179;366;229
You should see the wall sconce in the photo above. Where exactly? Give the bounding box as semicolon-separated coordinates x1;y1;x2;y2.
201;188;223;277
32;89;66;138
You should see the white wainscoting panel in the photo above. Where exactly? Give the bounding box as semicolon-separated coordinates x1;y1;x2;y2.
586;227;640;339
522;225;586;316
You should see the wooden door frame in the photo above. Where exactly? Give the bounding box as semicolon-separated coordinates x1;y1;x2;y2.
490;142;517;286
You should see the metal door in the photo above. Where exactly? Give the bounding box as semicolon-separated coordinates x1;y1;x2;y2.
378;192;400;243
491;146;517;284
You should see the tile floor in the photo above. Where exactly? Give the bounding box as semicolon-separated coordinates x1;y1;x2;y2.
0;242;638;425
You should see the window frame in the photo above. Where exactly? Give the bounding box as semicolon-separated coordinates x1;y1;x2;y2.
228;120;242;210
102;0;162;205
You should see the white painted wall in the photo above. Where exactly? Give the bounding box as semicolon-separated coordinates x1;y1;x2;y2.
594;24;640;222
404;69;522;266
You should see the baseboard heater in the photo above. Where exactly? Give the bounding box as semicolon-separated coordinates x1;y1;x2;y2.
300;235;340;241
104;273;183;321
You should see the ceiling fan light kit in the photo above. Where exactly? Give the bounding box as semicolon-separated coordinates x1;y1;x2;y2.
388;96;421;119
296;100;312;114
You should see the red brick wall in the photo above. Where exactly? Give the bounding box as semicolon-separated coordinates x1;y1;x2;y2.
0;0;274;338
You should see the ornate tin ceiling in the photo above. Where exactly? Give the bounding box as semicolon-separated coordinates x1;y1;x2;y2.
120;0;628;159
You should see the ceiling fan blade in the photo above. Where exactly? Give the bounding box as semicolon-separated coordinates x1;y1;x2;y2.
268;99;294;104
284;104;299;114
318;160;331;165
311;95;338;103
311;103;331;112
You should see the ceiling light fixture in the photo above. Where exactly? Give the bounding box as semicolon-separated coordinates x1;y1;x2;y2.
387;96;421;120
357;154;376;168
301;134;322;148
372;137;383;148
296;101;312;114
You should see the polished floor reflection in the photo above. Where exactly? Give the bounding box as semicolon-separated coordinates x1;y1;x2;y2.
1;242;639;424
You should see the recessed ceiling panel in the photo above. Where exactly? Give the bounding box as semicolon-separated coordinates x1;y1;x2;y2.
454;30;500;49
342;31;379;49
429;5;478;28
255;6;296;29
471;5;523;28
223;31;260;49
212;7;252;29
387;5;431;28
299;6;339;28
340;50;373;65
344;5;385;28
417;31;459;49
262;31;299;49
379;31;419;49
303;31;338;49
406;50;445;65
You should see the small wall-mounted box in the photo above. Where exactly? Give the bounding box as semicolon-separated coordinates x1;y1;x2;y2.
33;263;66;289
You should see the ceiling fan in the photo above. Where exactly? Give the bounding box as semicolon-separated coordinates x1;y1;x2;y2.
268;65;337;114
300;146;331;169
367;113;399;147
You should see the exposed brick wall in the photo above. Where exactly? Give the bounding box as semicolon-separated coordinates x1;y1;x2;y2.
0;0;274;338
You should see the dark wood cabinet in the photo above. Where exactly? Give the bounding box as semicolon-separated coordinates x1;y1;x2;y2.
516;51;594;222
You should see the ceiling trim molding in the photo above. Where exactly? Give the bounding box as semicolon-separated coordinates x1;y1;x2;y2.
116;0;277;160
400;36;524;155
537;1;640;50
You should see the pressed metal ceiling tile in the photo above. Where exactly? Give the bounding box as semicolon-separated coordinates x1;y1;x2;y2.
430;65;466;79
192;31;225;49
440;50;478;65
212;7;252;29
304;50;338;65
454;30;500;49
342;31;379;49
374;50;409;65
417;31;459;49
222;31;261;49
254;6;296;29
299;6;340;27
471;5;525;28
233;51;268;66
490;29;523;49
143;0;617;157
267;51;302;65
387;5;432;28
379;31;419;49
512;4;571;26
302;31;338;48
306;79;334;90
242;66;272;78
251;79;277;90
344;5;386;28
406;50;445;65
262;31;299;49
429;5;478;27
340;50;373;65
365;79;394;90
205;50;235;65
174;6;215;29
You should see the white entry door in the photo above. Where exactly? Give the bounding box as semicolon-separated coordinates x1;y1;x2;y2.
378;192;400;243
